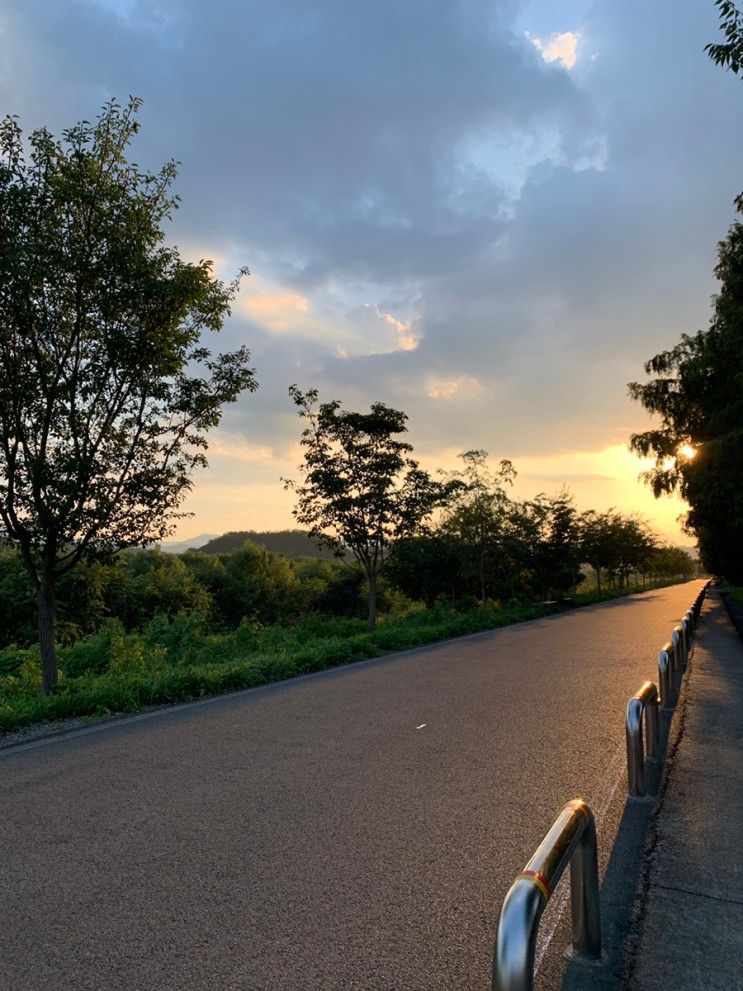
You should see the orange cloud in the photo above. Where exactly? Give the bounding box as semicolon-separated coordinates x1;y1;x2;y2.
530;31;579;70
241;281;310;332
426;374;484;399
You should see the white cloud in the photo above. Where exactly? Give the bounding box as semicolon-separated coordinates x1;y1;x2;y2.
530;31;579;70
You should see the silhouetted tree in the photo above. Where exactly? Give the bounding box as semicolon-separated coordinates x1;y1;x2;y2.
441;451;516;602
580;510;622;591
528;490;583;599
629;201;743;582
285;387;454;629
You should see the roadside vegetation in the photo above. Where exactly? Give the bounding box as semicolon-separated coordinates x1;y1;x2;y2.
0;100;703;735
0;525;698;732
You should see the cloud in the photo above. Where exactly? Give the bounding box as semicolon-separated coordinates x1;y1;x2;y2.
240;280;310;333
529;31;580;70
1;0;740;542
426;374;484;399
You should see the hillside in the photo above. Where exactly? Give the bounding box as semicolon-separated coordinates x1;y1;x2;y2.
197;529;337;559
161;533;219;554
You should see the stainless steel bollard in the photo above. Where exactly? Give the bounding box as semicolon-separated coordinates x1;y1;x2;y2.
673;625;685;680
658;642;675;709
681;616;691;663
685;609;694;639
626;681;660;798
492;799;601;991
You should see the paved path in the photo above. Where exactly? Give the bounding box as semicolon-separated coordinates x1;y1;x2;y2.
0;582;703;991
626;591;743;990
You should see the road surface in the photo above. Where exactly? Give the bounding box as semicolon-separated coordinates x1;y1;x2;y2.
0;581;703;991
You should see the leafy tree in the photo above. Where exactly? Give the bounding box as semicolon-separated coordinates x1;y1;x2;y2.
386;533;464;608
610;516;656;587
285;387;454;629
706;0;743;74
0;98;256;693
646;545;697;581
116;551;213;627
441;450;516;602
579;510;621;591
527;490;584;599
629;202;743;582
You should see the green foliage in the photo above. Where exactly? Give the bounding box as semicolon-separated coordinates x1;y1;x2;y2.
0;578;683;733
440;451;516;601
629;199;743;582
386;534;464;607
706;1;743;74
0;97;257;693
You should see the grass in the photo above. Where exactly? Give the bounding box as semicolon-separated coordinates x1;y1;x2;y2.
0;578;690;734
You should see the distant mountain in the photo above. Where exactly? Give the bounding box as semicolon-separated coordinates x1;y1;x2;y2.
197;529;336;559
160;533;219;554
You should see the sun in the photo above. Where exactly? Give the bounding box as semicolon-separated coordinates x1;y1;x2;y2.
678;444;697;461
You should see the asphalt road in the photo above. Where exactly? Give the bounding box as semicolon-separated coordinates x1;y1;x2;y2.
0;581;703;991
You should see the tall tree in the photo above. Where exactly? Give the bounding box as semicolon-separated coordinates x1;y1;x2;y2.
285;388;454;629
527;489;583;599
441;450;516;602
0;99;257;693
629;202;743;582
580;509;621;592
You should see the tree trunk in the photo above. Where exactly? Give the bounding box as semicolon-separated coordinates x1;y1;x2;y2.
594;566;601;592
38;571;58;696
367;571;377;631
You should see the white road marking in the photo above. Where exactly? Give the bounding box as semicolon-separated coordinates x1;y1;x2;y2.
416;723;427;730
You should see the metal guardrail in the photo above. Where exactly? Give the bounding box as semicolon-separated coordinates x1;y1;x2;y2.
492;582;712;988
492;798;601;991
626;680;660;797
626;582;709;797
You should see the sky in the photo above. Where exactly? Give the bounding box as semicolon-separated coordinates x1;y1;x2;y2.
1;0;741;543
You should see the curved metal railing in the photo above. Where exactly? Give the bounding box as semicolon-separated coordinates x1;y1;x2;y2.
492;582;711;990
625;581;710;796
492;798;601;991
626;680;660;797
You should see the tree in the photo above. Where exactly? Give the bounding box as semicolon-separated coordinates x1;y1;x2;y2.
441;450;516;602
579;510;621;592
611;516;656;587
386;533;464;608
527;490;584;600
0;99;257;693
646;545;696;582
629;201;743;582
285;388;454;630
706;1;743;74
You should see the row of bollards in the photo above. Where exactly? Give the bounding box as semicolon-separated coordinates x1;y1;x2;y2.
625;580;710;798
492;580;711;991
